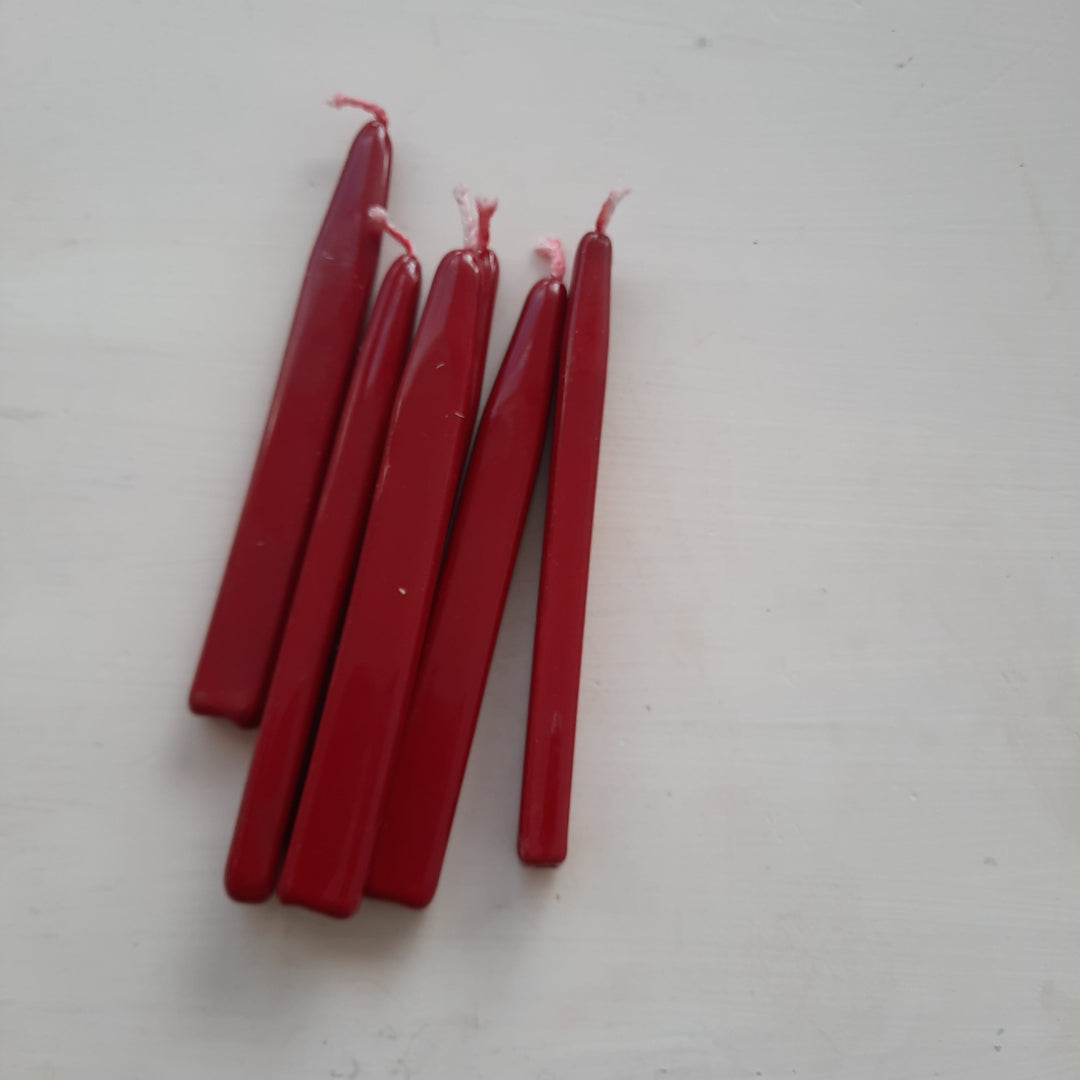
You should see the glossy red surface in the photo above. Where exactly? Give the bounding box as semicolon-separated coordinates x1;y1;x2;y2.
190;121;391;727
368;276;566;907
223;255;420;904
277;249;490;918
518;231;612;867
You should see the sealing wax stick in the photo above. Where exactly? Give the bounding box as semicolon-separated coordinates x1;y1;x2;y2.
224;209;420;903
278;194;498;918
368;238;567;907
190;96;392;727
518;190;628;867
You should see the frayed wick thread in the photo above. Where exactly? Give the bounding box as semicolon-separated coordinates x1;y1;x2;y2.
476;197;497;250
534;236;566;282
327;93;389;128
595;188;630;235
368;206;415;259
453;185;478;250
453;185;497;252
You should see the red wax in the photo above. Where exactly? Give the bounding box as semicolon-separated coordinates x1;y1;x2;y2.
369;274;566;907
223;253;420;904
278;248;491;918
518;230;613;867
190;119;391;727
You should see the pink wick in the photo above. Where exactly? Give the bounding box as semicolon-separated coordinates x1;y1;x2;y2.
475;197;498;250
453;185;479;250
595;187;630;234
327;93;389;128
534;236;566;282
368;206;415;258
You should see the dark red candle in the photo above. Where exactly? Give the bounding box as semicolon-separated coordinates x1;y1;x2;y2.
190;97;392;727
368;239;567;907
278;199;498;918
224;210;421;904
518;191;628;867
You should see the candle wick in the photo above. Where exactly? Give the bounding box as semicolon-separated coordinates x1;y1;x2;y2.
327;93;389;129
453;186;498;252
595;188;631;235
453;185;479;250
533;236;566;282
368;206;415;258
475;197;498;251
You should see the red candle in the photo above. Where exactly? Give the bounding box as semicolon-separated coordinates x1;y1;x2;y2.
277;198;498;917
224;210;421;904
518;191;628;867
190;97;392;727
368;239;567;907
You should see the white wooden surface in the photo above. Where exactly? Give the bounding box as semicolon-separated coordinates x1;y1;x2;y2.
2;1;1079;1076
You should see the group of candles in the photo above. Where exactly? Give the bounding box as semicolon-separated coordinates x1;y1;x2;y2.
189;97;625;918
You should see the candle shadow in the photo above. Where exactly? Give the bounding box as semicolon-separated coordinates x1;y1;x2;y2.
419;432;565;916
168;900;426;1040
166;425;560;1016
166;689;558;1029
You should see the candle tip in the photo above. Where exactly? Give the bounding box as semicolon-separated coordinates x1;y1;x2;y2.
595;188;631;235
327;94;389;128
534;236;566;282
368;206;415;259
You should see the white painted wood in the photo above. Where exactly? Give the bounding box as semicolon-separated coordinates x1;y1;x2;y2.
2;1;1078;1076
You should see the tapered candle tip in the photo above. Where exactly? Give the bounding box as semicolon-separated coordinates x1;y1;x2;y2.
595;188;631;235
327;94;389;128
534;236;566;282
368;206;415;259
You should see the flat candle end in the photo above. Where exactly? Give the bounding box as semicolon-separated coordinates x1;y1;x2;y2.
188;682;260;728
223;858;275;905
517;834;567;868
277;871;359;919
